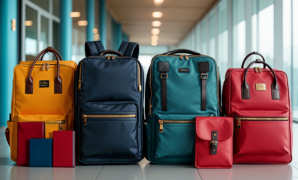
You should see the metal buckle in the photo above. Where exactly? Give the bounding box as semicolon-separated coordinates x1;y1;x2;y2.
201;73;208;79
210;141;218;145
160;73;168;79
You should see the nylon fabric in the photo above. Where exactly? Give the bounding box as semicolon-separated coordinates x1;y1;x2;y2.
8;55;77;162
144;52;220;164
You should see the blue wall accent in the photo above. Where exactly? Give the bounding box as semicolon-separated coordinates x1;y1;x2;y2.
0;0;18;126
86;0;95;41
117;23;122;48
99;0;107;47
60;0;72;60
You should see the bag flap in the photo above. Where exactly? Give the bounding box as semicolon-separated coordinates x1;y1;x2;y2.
196;117;233;142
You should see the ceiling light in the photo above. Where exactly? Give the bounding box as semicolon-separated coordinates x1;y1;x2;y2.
25;21;33;26
151;35;159;41
154;0;164;6
151;28;160;35
70;12;81;17
78;20;88;26
24;21;33;26
93;28;98;34
152;21;161;27
152;12;163;18
151;40;158;46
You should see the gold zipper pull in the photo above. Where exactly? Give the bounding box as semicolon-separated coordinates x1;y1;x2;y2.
78;80;81;90
83;114;87;125
237;118;241;128
41;63;46;71
258;67;262;73
46;63;50;70
139;85;142;91
148;105;152;115
184;55;189;60
254;67;259;73
180;54;184;60
59;124;62;131
158;120;163;133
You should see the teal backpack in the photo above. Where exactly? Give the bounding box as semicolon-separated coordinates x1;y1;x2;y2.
144;49;221;164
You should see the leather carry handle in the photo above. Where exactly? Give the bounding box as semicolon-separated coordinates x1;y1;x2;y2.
163;49;201;55
241;51;265;68
99;50;123;56
26;47;62;94
39;48;63;61
242;59;280;100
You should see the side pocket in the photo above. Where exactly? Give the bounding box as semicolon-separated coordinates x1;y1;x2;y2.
7;121;14;160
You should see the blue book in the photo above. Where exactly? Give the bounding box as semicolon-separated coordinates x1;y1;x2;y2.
29;139;52;167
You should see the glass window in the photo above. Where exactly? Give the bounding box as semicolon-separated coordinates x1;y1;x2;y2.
258;0;274;65
283;0;292;98
232;0;246;68
53;0;60;17
40;16;49;50
190;30;195;51
53;21;60;52
25;6;38;61
72;28;86;63
209;9;216;58
196;24;200;52
252;0;274;66
293;0;298;118
30;0;49;12
201;19;208;54
39;16;49;60
218;0;228;81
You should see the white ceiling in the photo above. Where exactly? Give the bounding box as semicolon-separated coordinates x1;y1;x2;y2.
73;0;218;46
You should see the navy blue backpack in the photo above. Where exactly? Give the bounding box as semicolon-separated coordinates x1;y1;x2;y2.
74;41;144;164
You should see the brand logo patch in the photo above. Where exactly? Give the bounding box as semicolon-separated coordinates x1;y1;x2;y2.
178;68;189;73
256;83;266;91
39;80;49;88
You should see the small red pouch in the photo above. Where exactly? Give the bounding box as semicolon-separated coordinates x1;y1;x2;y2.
195;116;233;168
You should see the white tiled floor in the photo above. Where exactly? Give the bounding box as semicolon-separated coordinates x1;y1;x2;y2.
0;124;297;180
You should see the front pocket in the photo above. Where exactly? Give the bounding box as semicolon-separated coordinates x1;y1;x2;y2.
80;101;139;158
154;114;202;159
234;111;290;155
16;115;67;138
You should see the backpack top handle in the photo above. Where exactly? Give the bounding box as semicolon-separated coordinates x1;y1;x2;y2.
241;51;265;68
163;49;201;55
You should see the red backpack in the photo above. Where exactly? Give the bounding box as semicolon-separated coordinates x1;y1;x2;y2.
222;52;292;164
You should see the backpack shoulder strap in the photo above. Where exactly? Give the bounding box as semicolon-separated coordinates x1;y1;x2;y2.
85;41;105;57
118;41;139;59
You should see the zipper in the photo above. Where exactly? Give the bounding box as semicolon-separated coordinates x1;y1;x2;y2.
82;114;136;125
45;120;66;131
148;54;221;115
235;117;288;128
138;63;141;91
158;120;195;133
78;61;83;90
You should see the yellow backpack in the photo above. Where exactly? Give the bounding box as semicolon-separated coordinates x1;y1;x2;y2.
6;47;77;162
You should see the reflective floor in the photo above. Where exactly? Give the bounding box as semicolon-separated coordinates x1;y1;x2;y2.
0;124;297;180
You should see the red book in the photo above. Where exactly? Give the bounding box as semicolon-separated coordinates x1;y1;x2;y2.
17;122;45;166
53;131;75;167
